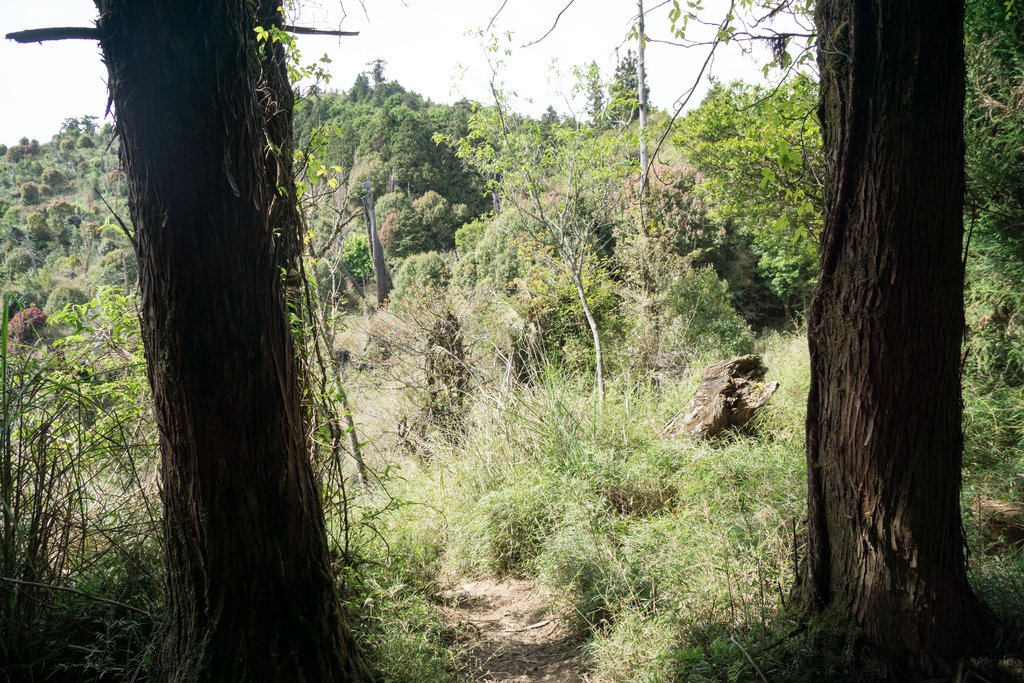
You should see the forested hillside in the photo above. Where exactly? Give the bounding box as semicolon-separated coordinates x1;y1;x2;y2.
1;0;1023;680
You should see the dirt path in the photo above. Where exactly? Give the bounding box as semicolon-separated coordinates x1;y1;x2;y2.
442;577;587;682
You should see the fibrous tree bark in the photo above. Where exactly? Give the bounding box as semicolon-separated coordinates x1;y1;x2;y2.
361;181;392;307
663;355;779;440
804;0;993;661
95;0;371;680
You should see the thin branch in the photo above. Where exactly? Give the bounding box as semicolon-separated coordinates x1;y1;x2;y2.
6;27;100;43
730;635;770;683
0;576;153;619
521;0;576;48
487;0;511;32
284;25;359;37
5;25;356;44
93;184;137;250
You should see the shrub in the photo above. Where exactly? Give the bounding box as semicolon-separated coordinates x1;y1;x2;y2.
49;198;75;216
41;167;66;189
45;285;90;314
412;190;463;251
0;144;7;157
4;277;46;314
76;134;95;149
25;212;52;241
19;182;40;203
515;248;620;370
452;212;521;290
342;232;373;281
59;139;76;153
89;248;137;291
39;184;54;197
454;216;487;253
667;265;755;360
8;306;47;343
391;251;451;302
5;145;22;163
3;249;35;278
80;221;102;240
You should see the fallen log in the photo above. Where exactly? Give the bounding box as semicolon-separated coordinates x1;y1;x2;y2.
664;354;780;440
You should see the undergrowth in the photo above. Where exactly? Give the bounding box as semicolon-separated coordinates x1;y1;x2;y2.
4;294;1023;682
351;327;1024;682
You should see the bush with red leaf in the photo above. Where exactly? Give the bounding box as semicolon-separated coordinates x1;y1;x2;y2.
8;307;47;343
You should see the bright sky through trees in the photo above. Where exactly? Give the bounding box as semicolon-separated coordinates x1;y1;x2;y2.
0;0;785;144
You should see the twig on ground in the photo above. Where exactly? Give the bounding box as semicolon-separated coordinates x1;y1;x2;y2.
731;634;770;683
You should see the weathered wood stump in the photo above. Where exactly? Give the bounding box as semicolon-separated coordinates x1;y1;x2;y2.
979;499;1024;547
664;355;780;440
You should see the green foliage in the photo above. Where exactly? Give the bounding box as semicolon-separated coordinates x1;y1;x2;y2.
59;139;75;153
675;78;822;316
41;166;66;189
48;198;76;217
470;484;558;576
608;49;649;125
293;81;489;223
1;289;159;681
19;182;40;204
88;248;137;292
452;212;522;291
3;249;35;280
311;257;349;307
667;264;756;360
45;285;90;314
412;190;466;251
25;212;52;242
454;215;487;253
376;191;420;257
75;134;95;149
964;0;1024;385
515;247;620;370
625;164;716;256
342;232;374;281
391;251;451;302
373;189;466;259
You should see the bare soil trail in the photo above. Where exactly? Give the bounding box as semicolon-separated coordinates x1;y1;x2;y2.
442;576;589;682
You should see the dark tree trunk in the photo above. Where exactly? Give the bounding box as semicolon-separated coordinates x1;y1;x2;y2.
361;182;391;307
805;0;993;660
95;1;371;680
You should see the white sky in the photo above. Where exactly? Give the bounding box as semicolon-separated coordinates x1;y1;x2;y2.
0;0;790;145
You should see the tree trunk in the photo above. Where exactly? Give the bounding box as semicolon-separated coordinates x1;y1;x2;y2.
361;181;391;307
636;0;648;195
805;0;993;661
569;265;604;405
95;1;371;680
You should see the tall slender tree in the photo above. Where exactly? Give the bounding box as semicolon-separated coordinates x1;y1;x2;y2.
804;0;994;661
94;0;371;679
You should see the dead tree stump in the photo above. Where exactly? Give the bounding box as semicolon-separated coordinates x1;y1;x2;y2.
664;355;779;440
425;311;470;429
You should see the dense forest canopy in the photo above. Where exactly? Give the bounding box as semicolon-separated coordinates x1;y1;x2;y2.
1;0;1023;680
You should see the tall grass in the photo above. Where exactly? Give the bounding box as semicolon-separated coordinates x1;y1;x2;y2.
350;320;1024;681
346;330;815;681
0;290;162;681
